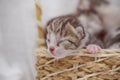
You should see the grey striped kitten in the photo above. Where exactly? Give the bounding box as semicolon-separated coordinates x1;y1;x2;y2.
78;0;120;49
45;14;104;58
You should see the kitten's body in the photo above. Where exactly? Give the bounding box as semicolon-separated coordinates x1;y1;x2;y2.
92;0;120;49
78;0;120;49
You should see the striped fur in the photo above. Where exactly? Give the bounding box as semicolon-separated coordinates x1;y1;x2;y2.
78;0;120;49
46;15;86;49
45;14;104;58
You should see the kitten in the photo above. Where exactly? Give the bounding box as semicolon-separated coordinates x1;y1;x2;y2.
45;15;104;58
78;0;120;49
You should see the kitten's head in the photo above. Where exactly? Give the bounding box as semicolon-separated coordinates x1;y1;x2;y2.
46;16;85;58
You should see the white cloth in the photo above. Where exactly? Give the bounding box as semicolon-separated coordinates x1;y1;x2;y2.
0;0;37;80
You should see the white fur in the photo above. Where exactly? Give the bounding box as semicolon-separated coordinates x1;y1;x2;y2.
78;14;103;34
78;33;89;48
49;32;57;47
78;15;88;28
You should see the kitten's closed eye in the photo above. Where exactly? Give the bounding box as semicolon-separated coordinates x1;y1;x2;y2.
60;40;77;49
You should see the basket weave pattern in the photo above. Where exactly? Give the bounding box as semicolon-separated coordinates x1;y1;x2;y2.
35;1;120;80
35;48;120;80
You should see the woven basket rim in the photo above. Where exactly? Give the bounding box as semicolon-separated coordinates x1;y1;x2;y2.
35;47;120;58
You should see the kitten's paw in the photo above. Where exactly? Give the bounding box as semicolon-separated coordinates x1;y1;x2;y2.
87;44;101;54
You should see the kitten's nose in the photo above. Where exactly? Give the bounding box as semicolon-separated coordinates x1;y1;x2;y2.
49;47;55;52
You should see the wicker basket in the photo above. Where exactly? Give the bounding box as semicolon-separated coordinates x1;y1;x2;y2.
35;0;120;80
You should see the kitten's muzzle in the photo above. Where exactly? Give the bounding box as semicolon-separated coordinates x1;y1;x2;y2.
49;46;55;53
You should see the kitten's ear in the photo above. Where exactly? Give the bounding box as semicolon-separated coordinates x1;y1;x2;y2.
65;23;77;34
65;23;85;39
75;27;85;39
